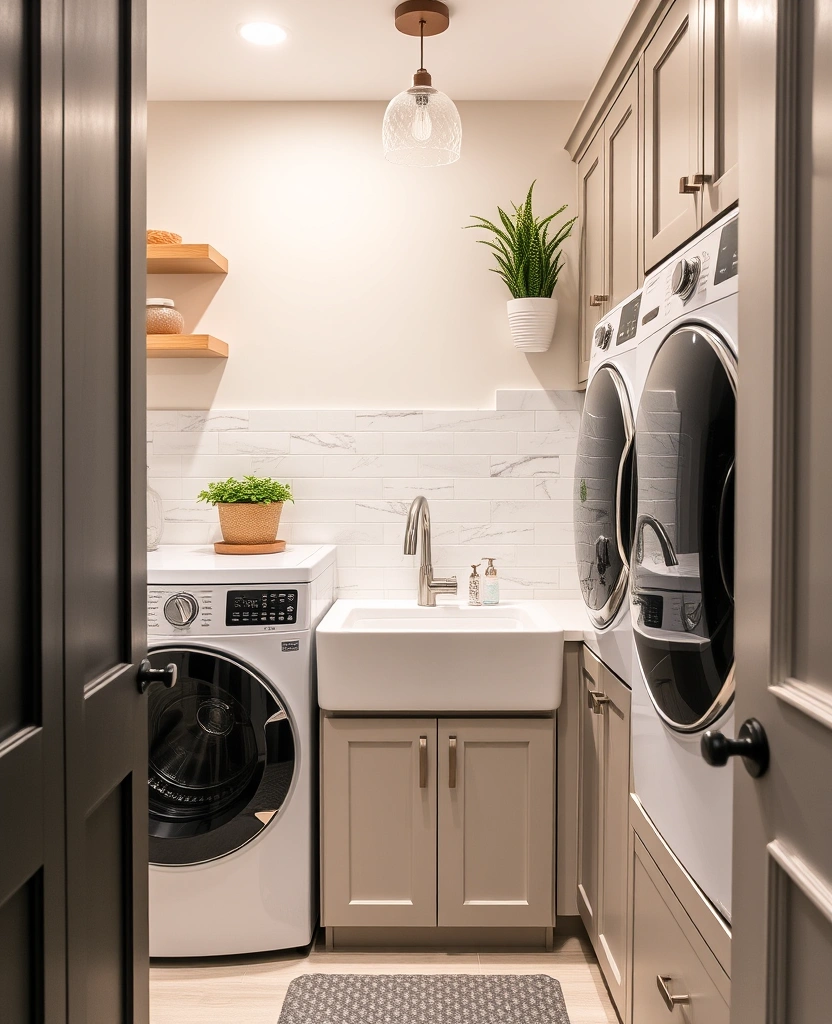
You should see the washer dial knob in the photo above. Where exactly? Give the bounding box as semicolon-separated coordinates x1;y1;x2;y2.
164;592;199;627
671;256;701;302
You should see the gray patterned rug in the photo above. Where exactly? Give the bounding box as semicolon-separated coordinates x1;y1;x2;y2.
278;974;571;1023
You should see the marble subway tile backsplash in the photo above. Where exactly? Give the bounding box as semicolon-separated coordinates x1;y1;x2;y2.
147;390;583;600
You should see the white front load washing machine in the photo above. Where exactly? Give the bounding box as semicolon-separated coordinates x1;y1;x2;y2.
146;544;335;957
574;288;641;687
630;209;738;921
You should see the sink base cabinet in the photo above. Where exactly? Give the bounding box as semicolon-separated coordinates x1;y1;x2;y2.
320;718;437;928
321;716;554;934
438;719;554;928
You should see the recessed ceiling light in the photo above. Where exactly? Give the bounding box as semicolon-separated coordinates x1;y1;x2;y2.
238;22;287;46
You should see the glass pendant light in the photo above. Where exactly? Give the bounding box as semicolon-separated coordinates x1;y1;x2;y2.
383;1;461;167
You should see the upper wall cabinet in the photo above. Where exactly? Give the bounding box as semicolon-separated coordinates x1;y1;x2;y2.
644;0;701;270
578;132;606;383
605;72;641;312
569;0;739;378
577;70;640;384
702;0;739;219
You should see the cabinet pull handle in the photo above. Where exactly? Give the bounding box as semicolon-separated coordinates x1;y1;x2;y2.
449;735;457;789
656;975;691;1011
419;736;427;789
679;173;712;195
589;294;609;307
588;690;611;714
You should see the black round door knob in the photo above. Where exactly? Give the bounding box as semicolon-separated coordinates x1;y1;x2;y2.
137;658;177;694
701;718;769;778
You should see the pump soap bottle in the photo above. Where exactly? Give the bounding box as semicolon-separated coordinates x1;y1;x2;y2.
468;564;482;606
483;558;500;606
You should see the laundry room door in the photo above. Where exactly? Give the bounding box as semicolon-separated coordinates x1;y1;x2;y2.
730;1;832;1020
0;1;149;1023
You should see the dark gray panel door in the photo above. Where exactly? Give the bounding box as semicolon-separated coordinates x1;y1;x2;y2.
732;1;832;1020
63;1;148;1022
0;1;148;1022
0;2;66;1021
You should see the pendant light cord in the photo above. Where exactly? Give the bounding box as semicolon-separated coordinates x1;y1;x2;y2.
419;18;425;71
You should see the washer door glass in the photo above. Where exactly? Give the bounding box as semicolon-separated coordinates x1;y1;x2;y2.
147;648;295;866
574;365;635;627
631;326;736;731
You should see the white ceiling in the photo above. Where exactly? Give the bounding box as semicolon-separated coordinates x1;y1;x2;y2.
147;0;634;102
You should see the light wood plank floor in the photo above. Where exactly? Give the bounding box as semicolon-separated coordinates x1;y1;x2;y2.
150;933;618;1024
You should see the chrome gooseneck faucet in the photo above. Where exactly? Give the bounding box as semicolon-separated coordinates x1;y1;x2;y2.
403;496;457;607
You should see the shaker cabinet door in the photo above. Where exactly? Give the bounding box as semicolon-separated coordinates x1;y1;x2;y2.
605;70;641;307
437;719;554;928
644;0;701;270
578;130;606;384
702;0;739;220
576;647;632;1021
595;662;632;1017
321;717;437;927
577;648;603;941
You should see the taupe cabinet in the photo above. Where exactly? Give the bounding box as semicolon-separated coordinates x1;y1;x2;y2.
632;834;730;1022
321;716;554;930
643;0;701;269
578;71;640;382
644;0;738;268
576;647;632;1019
572;0;738;382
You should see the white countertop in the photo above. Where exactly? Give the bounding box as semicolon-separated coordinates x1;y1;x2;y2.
536;599;594;643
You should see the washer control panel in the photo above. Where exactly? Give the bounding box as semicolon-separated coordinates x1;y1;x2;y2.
226;589;298;627
148;584;309;636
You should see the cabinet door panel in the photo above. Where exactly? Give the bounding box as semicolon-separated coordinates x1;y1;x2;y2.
576;648;602;940
596;663;632;1016
438;719;553;927
703;0;738;219
644;0;700;269
322;717;437;927
606;71;640;307
632;839;730;1023
578;131;606;384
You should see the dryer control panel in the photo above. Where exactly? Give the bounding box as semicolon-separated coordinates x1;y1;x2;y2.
148;584;309;636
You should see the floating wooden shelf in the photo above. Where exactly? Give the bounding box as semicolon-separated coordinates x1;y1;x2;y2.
146;244;228;274
147;334;229;359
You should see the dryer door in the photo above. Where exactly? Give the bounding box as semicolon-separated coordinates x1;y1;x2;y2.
631;325;736;731
574;364;635;627
146;647;296;866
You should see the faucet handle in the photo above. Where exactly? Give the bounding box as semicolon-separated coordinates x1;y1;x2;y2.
430;575;458;595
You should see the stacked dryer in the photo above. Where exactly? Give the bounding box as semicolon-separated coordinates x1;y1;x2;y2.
629;209;738;922
574;288;642;686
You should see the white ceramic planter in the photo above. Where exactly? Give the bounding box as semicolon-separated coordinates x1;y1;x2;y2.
506;297;559;352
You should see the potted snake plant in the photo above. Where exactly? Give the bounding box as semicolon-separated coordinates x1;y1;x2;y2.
197;475;293;545
466;181;576;352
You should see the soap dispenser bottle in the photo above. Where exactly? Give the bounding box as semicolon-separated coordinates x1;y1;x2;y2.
468;563;482;606
483;558;499;605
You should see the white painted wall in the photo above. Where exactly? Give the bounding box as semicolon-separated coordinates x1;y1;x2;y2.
147;101;582;410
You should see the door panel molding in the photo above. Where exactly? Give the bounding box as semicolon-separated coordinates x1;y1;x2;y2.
766;840;832;1024
771;678;832;732
768;840;832;926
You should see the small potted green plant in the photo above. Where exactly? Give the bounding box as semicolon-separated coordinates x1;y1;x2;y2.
466;180;576;352
197;475;293;547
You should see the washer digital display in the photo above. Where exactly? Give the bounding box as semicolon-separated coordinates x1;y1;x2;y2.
226;589;298;626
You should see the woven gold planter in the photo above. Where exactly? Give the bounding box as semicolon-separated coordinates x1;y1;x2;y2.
217;503;283;545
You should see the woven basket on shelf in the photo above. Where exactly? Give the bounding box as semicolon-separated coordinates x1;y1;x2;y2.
147;229;183;245
217;503;283;545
